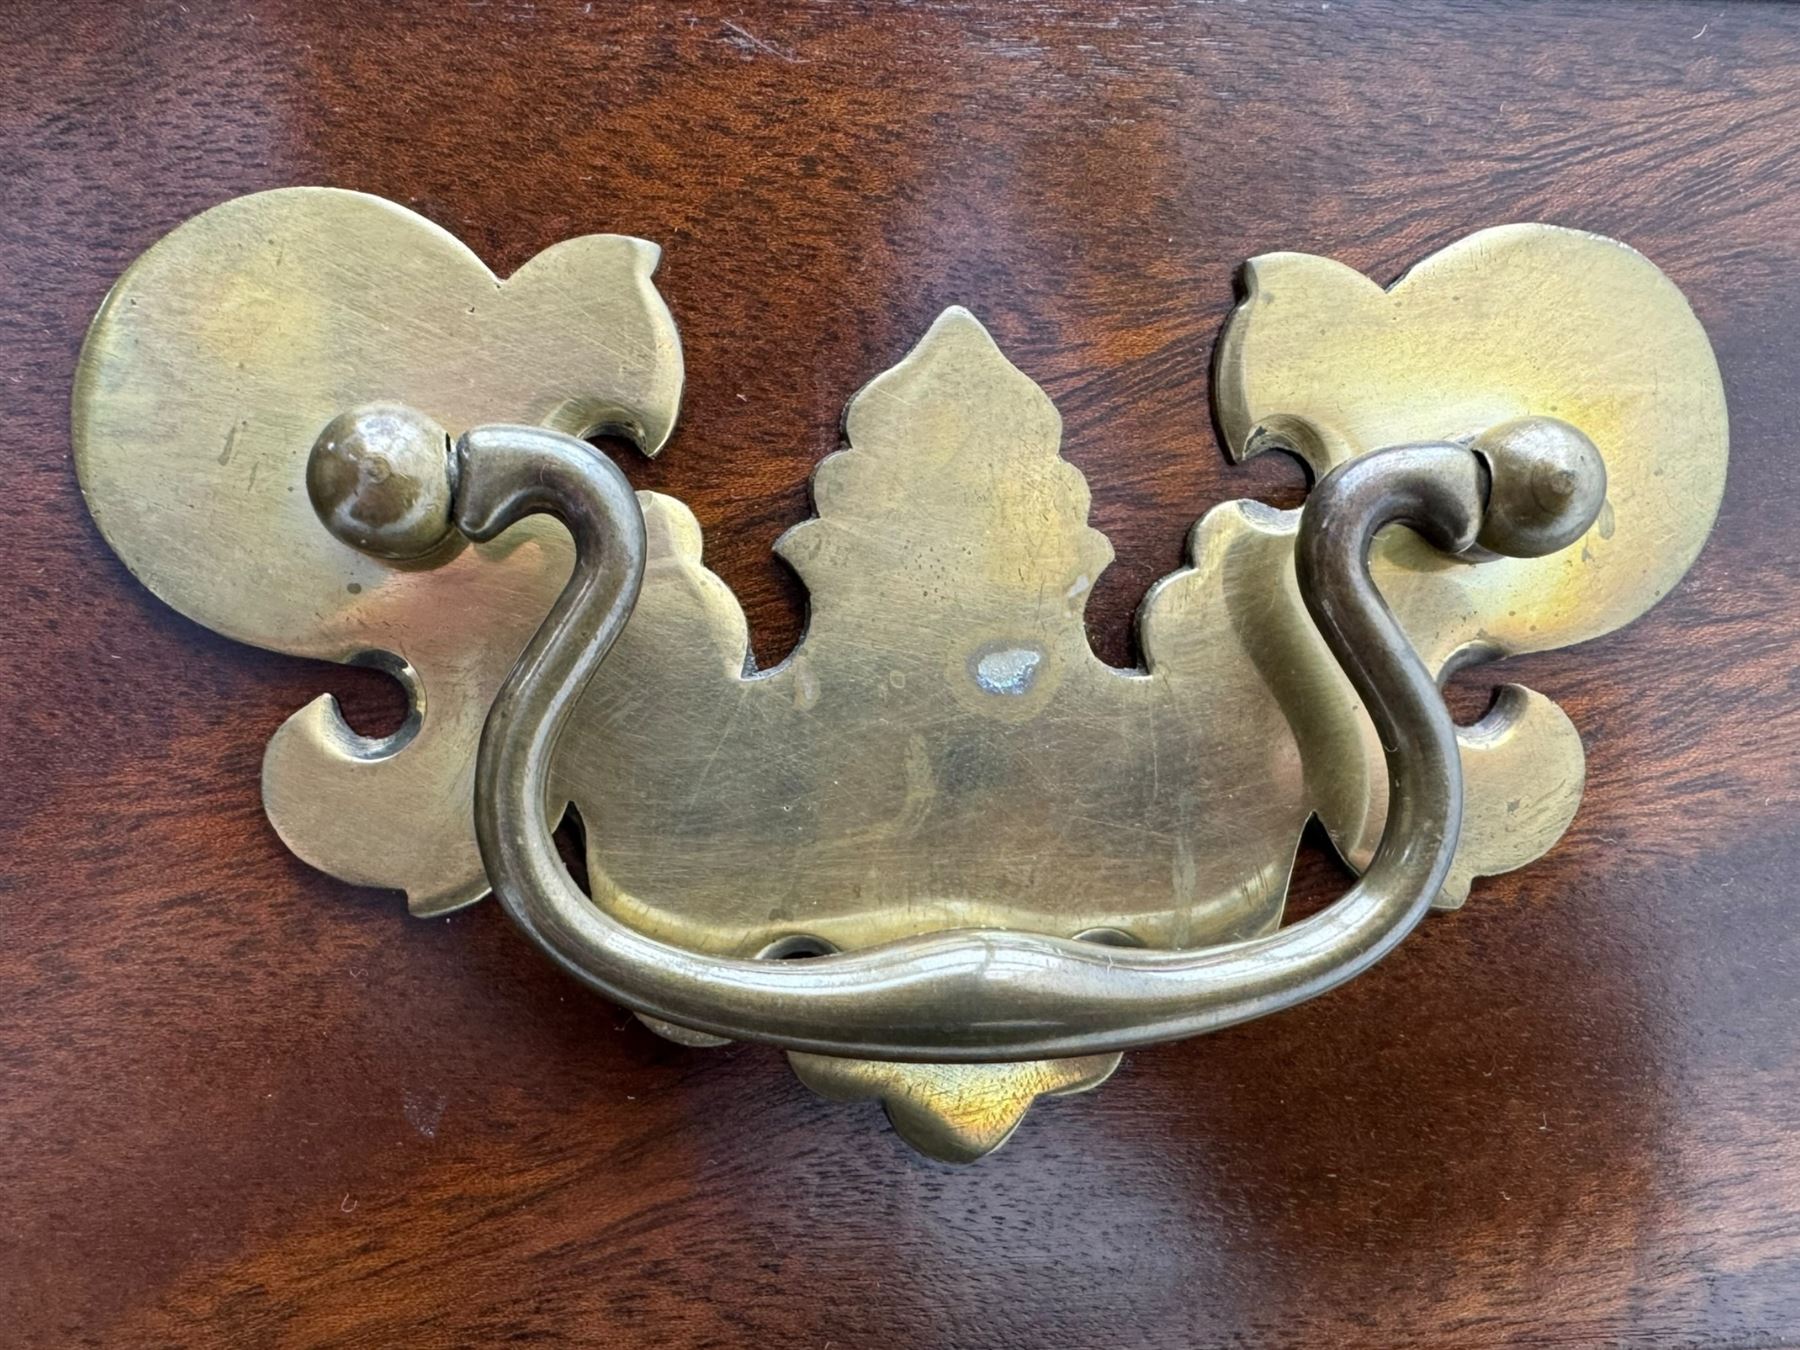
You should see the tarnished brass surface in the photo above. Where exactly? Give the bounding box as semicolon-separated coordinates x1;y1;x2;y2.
431;409;1603;1150
451;422;1485;1058
71;188;682;915
73;205;1725;933
1216;225;1728;901
557;227;1726;956
71;199;1726;1157
558;310;1317;955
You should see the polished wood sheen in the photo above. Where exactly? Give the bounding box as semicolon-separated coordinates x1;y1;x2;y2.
3;2;1799;1345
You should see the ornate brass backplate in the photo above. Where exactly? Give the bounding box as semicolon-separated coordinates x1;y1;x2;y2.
73;190;1726;1162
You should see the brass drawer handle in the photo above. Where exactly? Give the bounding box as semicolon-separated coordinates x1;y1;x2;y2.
312;411;1603;1061
72;189;1726;1159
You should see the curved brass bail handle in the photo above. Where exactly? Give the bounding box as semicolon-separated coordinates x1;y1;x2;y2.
452;418;1604;1062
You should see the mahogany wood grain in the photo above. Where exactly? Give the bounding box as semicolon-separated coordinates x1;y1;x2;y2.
4;1;1800;1345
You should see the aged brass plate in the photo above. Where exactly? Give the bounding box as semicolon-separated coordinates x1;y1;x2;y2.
1216;226;1728;898
73;188;682;915
73;199;1725;1159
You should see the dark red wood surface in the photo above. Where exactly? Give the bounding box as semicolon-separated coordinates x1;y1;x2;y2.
5;2;1800;1345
